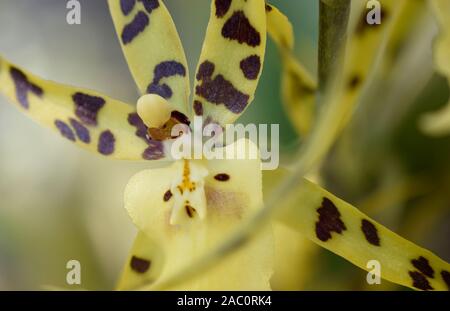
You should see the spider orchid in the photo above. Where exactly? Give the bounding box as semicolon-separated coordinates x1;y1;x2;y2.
148;0;450;291
0;0;449;291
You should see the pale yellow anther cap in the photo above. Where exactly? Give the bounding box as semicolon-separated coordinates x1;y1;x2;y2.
137;94;173;128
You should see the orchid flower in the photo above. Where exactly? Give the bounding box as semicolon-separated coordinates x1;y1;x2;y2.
0;0;449;291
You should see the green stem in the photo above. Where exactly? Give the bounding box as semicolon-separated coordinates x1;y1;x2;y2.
318;0;351;93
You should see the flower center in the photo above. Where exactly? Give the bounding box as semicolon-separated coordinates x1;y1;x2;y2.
169;159;209;225
137;94;190;141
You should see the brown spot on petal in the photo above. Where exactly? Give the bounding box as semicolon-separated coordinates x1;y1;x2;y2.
193;100;204;116
195;61;250;114
185;204;196;218
215;0;232;18
214;173;230;182
411;256;434;279
130;256;151;273
441;270;450;290
348;75;362;90
409;271;433;291
315;197;347;242
222;11;261;47
361;219;380;246
240;55;261;80
163;190;172;202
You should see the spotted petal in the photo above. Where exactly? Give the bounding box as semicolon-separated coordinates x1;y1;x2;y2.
420;0;450;135
108;0;190;114
0;55;168;161
192;0;267;125
121;139;273;290
278;178;450;291
266;4;317;136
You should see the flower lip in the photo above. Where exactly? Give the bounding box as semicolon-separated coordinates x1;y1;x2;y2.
169;159;209;226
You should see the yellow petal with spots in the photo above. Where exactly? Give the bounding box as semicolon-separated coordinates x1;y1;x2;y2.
0;55;168;161
420;0;450;135
122;139;273;290
277;177;450;291
108;0;190;114
266;3;317;137
116;232;164;290
192;0;267;125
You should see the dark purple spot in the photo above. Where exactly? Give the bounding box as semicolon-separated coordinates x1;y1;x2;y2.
409;271;433;291
240;55;261;80
171;111;190;125
153;61;186;82
195;61;249;114
361;219;380;246
185;205;196;218
72;92;105;126
348;75;362;89
140;0;159;13
196;61;216;81
55;120;75;142
120;0;136;15
98;130;115;155
69;118;90;143
146;61;186;99
215;0;232;18
411;256;434;279
128;112;150;143
121;11;149;45
315;197;347;242
10;67;43;109
147;82;173;99
222;11;261;47
143;140;164;160
193;100;203;116
163;190;172;202
130;256;151;273
214;173;230;181
441;270;450;290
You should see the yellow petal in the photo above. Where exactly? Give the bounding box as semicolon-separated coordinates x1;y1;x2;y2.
192;0;267;125
0;55;168;161
265;3;294;50
266;4;317;137
277;177;450;291
420;0;450;135
122;139;273;290
108;0;190;114
116;231;164;290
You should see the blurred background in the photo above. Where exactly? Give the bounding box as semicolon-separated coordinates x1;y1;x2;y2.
0;0;448;290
